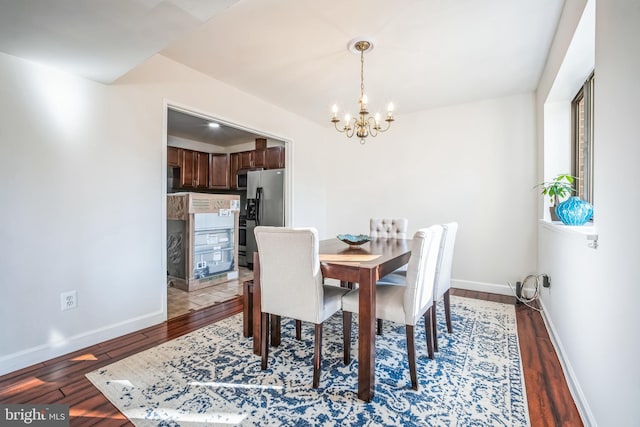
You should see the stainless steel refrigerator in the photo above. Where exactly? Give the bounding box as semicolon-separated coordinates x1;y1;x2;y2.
245;168;285;269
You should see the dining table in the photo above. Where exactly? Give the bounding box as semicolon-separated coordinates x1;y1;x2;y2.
251;237;412;402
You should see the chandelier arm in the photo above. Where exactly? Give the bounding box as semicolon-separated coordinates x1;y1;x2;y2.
365;116;379;137
345;117;357;138
376;119;392;133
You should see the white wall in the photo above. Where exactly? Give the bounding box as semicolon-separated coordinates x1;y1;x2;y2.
0;47;540;374
325;93;538;292
536;0;640;425
0;52;332;375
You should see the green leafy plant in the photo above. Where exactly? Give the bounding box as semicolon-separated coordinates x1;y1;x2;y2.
535;174;576;206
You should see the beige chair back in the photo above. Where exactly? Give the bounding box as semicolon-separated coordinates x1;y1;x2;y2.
434;222;458;300
403;225;443;325
370;218;408;239
254;226;324;324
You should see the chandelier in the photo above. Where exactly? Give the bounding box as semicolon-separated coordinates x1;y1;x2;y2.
330;39;395;144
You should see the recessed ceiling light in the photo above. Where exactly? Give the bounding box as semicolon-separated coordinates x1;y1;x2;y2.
208;122;220;128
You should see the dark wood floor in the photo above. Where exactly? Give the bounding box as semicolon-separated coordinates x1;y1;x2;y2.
0;290;582;426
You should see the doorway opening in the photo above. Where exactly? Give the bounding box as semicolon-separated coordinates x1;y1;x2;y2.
163;103;292;319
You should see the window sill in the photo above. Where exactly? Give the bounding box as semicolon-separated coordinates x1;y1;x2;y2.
539;219;598;248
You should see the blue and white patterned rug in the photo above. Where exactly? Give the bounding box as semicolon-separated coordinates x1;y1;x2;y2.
86;296;529;426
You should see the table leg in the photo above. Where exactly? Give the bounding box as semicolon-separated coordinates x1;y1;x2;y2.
252;252;262;355
243;281;254;338
358;267;378;402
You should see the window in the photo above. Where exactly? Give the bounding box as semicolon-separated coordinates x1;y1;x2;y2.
571;72;594;204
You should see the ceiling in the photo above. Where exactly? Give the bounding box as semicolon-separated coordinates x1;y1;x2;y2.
0;0;565;144
168;108;267;147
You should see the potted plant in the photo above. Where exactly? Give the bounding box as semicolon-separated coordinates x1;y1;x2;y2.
535;174;575;221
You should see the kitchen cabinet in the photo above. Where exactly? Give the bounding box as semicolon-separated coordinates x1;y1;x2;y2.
209;153;230;189
180;149;195;187
254;149;266;168
195;152;209;188
237;150;267;169
180;149;209;188
266;146;285;169
254;138;267;168
239;151;253;169
229;153;239;189
167;146;181;167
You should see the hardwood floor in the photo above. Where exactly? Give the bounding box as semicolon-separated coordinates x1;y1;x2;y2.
0;290;582;426
167;267;253;319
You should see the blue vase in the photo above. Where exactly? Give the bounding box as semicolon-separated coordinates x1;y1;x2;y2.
555;196;594;225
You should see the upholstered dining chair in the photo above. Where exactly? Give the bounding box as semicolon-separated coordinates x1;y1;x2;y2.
341;225;444;390
431;222;458;352
369;218;409;240
375;222;458;342
254;226;349;388
369;218;410;334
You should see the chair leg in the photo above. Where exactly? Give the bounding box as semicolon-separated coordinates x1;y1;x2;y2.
377;318;383;335
342;311;352;365
431;301;438;352
406;325;418;390
444;289;453;333
261;312;269;370
270;315;281;347
313;323;323;388
295;320;302;340
423;307;434;360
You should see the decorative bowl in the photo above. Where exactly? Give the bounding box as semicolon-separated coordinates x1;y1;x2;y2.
337;234;370;246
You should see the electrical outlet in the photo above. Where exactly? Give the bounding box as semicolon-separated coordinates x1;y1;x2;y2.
542;275;551;288
61;290;77;311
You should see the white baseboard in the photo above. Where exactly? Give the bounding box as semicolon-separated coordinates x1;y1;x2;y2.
0;311;166;377
452;279;517;297
537;299;595;427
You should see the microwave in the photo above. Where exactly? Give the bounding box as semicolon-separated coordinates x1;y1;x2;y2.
236;168;262;190
236;170;248;189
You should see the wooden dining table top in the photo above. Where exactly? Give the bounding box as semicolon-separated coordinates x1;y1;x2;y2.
318;237;412;282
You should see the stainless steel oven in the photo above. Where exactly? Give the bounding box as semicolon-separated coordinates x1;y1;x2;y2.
238;215;247;267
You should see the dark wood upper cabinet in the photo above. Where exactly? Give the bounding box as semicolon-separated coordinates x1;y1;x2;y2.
209;153;230;189
171;144;284;191
179;149;208;188
266;146;285;169
254;149;266;168
195;152;209;189
167;146;181;167
229;153;239;189
180;149;195;187
239;151;253;169
254;138;267;168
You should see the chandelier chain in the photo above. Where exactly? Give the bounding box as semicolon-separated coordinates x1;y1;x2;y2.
360;48;365;102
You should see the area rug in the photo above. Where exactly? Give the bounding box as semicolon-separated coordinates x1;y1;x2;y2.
86;296;529;426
